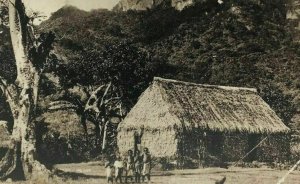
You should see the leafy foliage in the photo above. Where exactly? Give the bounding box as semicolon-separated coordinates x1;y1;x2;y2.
1;0;300;162
55;41;162;106
37;1;300;126
0;25;17;82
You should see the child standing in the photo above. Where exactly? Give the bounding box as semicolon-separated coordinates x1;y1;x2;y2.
142;148;151;183
114;156;124;183
125;150;134;183
105;161;114;184
134;150;142;183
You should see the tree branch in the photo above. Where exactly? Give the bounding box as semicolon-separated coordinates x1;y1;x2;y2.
85;82;125;119
100;82;112;106
84;84;107;114
0;75;19;112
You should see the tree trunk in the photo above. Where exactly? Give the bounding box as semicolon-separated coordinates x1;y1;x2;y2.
0;91;51;180
80;113;89;143
95;122;101;146
0;78;51;180
0;0;51;180
102;121;109;150
32;72;40;112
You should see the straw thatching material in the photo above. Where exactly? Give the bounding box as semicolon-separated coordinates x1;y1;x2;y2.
117;77;290;157
118;129;178;157
119;77;289;133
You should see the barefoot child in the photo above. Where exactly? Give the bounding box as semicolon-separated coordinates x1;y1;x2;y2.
126;150;134;183
114;156;124;183
105;160;114;184
142;148;151;183
134;150;142;183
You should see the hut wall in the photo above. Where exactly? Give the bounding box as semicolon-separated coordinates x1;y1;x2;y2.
119;129;290;163
176;131;249;163
118;129;178;157
117;129;135;155
256;134;290;162
176;130;201;160
222;133;248;162
140;129;178;157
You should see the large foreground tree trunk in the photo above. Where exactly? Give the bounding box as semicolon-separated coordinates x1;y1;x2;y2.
0;0;52;180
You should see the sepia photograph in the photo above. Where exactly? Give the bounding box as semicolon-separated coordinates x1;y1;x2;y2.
0;0;300;183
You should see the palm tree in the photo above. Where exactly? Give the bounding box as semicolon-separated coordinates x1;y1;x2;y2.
49;82;125;151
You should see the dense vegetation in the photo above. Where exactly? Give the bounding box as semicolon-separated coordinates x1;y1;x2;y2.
39;1;299;121
1;0;300;162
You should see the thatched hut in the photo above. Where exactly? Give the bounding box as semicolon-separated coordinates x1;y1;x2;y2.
117;77;290;163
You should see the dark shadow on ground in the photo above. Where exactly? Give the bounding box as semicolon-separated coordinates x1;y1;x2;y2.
54;169;105;180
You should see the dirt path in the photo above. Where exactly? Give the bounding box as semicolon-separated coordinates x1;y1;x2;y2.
2;162;300;183
53;162;300;184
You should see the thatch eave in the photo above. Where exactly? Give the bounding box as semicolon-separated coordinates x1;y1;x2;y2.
119;123;290;134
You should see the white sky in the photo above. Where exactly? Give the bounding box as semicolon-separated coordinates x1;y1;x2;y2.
24;0;119;19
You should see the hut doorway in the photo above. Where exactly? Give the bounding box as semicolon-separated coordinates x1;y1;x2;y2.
197;132;208;167
247;134;259;161
207;132;223;156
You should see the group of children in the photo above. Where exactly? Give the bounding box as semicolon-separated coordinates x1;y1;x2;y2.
105;148;151;183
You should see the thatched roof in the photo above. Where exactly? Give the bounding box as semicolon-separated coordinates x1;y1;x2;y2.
119;77;290;134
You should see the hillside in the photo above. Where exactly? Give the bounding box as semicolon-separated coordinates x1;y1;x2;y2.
113;0;166;11
39;1;300;113
0;0;299;162
113;0;196;11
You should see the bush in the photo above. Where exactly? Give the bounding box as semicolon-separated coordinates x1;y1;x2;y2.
35;112;95;164
153;157;176;171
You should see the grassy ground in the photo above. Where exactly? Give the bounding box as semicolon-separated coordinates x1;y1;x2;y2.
1;161;300;183
53;162;300;184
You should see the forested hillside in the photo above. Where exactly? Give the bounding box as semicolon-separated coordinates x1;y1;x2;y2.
1;0;300;162
39;2;300;120
40;0;300;159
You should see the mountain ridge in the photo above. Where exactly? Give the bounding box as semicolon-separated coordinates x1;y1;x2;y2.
113;0;197;11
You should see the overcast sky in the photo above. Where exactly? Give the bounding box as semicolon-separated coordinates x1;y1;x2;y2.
24;0;119;19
